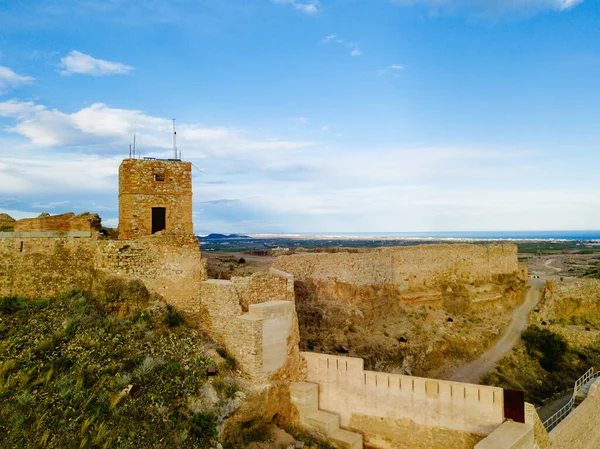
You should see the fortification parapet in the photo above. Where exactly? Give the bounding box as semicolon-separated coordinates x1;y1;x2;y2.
302;352;505;448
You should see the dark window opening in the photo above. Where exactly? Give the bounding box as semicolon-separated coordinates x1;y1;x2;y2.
152;208;166;234
153;168;166;182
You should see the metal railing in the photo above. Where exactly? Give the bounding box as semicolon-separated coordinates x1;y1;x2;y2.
542;368;600;432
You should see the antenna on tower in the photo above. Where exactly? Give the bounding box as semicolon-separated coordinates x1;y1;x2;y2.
128;122;133;159
172;118;178;160
133;121;137;159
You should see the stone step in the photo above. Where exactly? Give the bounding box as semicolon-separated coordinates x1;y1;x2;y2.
304;410;340;435
575;380;596;402
290;382;319;412
329;428;363;449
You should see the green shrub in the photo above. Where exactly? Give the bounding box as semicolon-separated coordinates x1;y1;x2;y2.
216;347;235;369
241;420;271;444
30;299;49;310
0;296;26;314
165;305;185;327
212;377;239;398
189;412;217;445
522;326;568;371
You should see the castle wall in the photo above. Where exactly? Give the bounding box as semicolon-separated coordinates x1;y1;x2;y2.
199;269;300;381
0;232;205;315
13;212;102;233
273;244;519;290
0;235;97;298
302;352;505;445
95;232;206;313
119;159;193;240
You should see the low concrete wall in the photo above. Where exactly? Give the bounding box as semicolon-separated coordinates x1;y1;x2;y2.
550;379;600;448
475;421;533;449
302;352;504;438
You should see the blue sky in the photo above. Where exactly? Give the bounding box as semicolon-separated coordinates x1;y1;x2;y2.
0;0;599;234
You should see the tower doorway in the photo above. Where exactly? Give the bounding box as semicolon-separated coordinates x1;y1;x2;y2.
152;207;166;234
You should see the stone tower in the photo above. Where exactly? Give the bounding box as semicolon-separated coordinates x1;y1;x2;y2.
118;158;193;240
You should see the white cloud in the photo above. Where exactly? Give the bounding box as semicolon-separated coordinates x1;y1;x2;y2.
322;34;363;57
0;66;34;92
0;100;313;157
59;50;133;76
1;101;598;233
391;65;405;70
391;0;583;15
272;0;320;15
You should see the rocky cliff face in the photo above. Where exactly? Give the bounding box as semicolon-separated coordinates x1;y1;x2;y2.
536;279;600;322
296;275;525;378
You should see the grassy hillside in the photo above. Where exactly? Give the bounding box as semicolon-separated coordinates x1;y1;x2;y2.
482;325;600;405
0;289;231;449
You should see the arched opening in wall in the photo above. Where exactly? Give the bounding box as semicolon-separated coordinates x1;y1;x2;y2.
152;208;166;234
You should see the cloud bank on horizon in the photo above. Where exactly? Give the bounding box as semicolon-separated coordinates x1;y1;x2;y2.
0;0;598;234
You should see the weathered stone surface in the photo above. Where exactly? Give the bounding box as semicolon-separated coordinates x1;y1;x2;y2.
0;213;15;231
199;270;301;382
535;279;600;322
118;159;193;239
14;212;101;233
524;403;550;449
96;231;206;314
474;421;533;449
0;232;206;314
274;244;520;290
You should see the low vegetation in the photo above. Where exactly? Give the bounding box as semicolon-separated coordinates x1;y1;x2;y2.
483;325;600;404
0;290;237;448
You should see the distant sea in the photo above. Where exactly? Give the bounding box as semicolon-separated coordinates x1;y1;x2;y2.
276;231;600;241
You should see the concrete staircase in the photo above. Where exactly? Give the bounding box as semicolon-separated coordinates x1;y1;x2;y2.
575;378;597;403
291;382;363;449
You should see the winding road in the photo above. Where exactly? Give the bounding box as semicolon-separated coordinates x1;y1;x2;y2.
450;279;545;384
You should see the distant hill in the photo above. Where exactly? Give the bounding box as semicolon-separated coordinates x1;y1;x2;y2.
200;233;250;240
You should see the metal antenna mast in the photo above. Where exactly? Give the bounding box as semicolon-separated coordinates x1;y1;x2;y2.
133;121;137;159
172;118;178;160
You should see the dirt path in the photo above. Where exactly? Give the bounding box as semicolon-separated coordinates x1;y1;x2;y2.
536;393;572;422
450;279;545;384
544;258;563;273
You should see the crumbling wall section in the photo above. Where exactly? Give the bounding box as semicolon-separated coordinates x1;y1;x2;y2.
14;212;102;233
95;232;206;314
0;232;206;315
0;235;97;298
199;270;300;382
